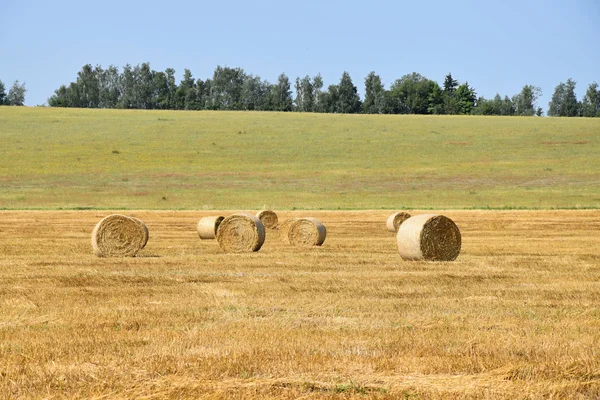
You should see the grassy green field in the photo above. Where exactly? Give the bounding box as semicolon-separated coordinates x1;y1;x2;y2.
1;106;599;210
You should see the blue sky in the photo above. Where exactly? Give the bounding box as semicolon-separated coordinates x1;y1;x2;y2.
1;0;598;112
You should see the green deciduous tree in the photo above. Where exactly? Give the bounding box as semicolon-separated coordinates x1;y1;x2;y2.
336;72;361;113
176;68;197;110
76;64;100;108
312;74;324;112
7;80;26;106
362;72;386;114
136;62;155;110
548;78;580;117
98;65;121;108
512;85;542;116
0;80;7;105
581;82;600;117
316;84;338;113
388;73;433;114
295;75;316;112
208;66;246;110
242;74;270;111
270;73;293;111
501;95;515;116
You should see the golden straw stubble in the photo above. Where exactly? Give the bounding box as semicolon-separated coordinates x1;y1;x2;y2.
256;210;278;229
397;214;461;261
386;211;411;232
216;213;266;253
197;216;225;240
287;217;327;247
91;214;147;257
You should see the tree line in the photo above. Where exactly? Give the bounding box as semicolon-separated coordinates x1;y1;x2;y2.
3;63;599;117
46;63;542;116
0;80;26;106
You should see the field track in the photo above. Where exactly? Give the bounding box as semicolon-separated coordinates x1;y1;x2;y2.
1;210;599;398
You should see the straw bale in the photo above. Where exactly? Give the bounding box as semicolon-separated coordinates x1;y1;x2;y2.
216;213;265;253
288;217;326;247
130;217;149;248
197;216;225;240
397;214;461;261
91;214;146;257
278;218;296;244
386;211;411;232
256;210;279;229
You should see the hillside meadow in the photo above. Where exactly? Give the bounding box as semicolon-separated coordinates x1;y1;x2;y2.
1;107;599;210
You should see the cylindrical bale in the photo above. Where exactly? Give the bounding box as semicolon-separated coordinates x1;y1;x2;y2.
256;210;278;229
130;217;149;248
287;217;327;247
397;214;461;261
91;214;146;257
216;213;266;253
278;218;296;244
197;216;225;240
386;211;411;232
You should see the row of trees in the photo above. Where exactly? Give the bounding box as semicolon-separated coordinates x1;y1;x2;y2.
11;63;598;117
48;63;550;116
0;80;27;106
47;64;295;112
548;79;600;117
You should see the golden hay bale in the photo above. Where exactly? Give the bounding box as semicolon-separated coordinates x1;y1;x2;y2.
130;217;149;248
256;210;278;229
386;211;411;232
216;213;266;253
278;218;296;244
396;214;461;261
197;216;225;240
287;217;326;247
91;214;146;257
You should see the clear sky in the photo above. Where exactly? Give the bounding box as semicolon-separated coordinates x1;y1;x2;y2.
1;0;598;112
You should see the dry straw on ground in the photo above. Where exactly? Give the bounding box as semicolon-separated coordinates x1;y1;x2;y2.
287;217;327;247
130;217;149;248
197;216;225;240
386;211;411;232
91;214;147;257
216;213;266;253
256;210;279;229
397;214;461;261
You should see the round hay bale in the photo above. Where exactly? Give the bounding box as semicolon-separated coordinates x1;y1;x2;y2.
287;218;326;247
278;218;296;244
256;210;278;229
386;211;411;232
130;217;149;249
197;216;225;240
216;213;265;253
396;214;461;261
91;214;146;257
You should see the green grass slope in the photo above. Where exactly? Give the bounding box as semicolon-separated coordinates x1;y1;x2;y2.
1;107;599;209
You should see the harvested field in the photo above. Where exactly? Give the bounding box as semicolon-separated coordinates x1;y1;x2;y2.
0;210;599;398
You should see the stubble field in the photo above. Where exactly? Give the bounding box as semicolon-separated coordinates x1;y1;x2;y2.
1;209;599;398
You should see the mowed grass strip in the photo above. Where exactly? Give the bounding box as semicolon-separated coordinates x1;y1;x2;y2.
1;107;599;209
0;210;598;398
